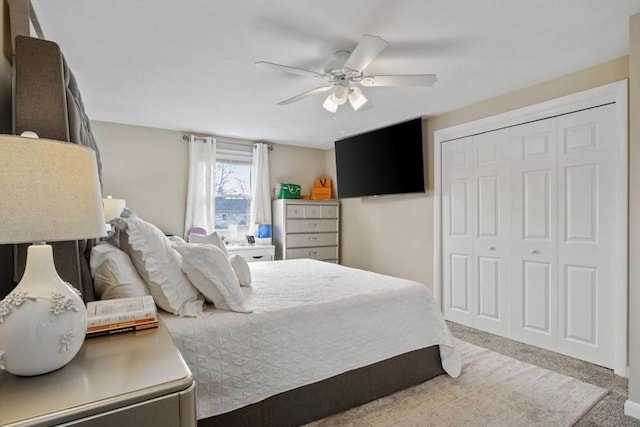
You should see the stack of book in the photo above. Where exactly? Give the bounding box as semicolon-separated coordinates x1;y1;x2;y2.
86;295;158;338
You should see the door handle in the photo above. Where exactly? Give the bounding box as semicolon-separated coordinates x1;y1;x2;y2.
530;249;540;255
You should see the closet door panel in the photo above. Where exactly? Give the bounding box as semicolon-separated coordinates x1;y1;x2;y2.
473;130;510;336
556;104;616;367
510;119;558;349
442;137;474;325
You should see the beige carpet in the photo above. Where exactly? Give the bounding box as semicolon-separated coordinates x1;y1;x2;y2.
307;339;607;427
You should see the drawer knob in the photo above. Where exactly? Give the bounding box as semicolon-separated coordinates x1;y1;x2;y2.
308;237;318;241
309;251;319;256
308;223;318;228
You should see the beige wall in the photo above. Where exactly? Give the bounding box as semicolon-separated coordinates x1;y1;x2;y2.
269;143;329;197
627;13;640;411
91;121;329;236
91;122;189;236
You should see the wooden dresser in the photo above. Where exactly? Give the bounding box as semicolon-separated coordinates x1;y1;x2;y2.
272;199;339;263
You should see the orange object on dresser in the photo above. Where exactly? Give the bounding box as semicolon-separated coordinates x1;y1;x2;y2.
312;177;332;200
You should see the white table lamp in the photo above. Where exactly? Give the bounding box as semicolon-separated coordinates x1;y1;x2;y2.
0;134;106;376
103;195;126;227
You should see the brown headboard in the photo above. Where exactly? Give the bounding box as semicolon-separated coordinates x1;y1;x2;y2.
0;36;102;302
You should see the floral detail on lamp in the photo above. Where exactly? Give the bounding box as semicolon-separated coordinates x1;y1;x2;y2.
0;292;37;324
60;330;78;353
50;290;80;320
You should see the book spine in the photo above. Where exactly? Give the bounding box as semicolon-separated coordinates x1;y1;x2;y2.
86;321;159;338
86;317;158;333
86;308;157;328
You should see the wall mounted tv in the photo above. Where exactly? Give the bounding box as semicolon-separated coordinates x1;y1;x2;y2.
334;117;425;199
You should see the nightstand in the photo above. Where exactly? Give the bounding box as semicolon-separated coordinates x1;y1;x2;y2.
0;320;196;427
226;244;275;262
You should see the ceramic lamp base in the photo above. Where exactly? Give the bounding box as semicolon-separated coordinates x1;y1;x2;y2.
0;244;87;376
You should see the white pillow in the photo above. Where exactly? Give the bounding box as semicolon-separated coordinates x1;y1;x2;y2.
188;231;228;255
115;213;203;317
229;254;252;287
90;242;151;300
173;244;251;313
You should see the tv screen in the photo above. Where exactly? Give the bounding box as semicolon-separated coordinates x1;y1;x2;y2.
334;118;425;199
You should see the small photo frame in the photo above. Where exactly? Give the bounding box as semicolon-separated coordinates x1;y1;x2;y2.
246;235;255;245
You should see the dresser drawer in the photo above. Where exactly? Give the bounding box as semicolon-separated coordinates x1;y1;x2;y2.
287;233;338;248
286;205;306;218
286;219;338;233
286;246;338;261
286;204;338;219
226;245;275;262
321;205;338;218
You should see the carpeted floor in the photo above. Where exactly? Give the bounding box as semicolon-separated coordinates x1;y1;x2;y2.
308;327;610;426
447;321;640;426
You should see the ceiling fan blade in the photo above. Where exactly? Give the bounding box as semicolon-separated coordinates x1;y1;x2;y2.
255;61;329;79
343;34;388;73
278;85;334;105
359;74;438;87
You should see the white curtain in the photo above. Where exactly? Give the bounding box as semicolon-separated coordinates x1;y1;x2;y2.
250;143;271;231
184;135;216;239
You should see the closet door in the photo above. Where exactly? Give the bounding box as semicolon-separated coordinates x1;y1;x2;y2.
442;132;510;335
509;119;559;350
556;104;616;367
442;137;473;326
472;130;511;336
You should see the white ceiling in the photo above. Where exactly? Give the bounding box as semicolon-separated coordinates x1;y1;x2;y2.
29;0;640;150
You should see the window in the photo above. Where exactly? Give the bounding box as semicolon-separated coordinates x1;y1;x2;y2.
214;139;253;242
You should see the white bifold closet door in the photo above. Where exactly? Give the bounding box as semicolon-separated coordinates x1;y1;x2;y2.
442;130;511;337
443;103;617;368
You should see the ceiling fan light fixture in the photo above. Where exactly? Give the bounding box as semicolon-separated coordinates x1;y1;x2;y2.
348;87;367;111
322;94;339;112
331;85;348;105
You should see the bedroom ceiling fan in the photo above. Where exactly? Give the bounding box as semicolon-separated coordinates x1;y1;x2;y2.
255;34;437;113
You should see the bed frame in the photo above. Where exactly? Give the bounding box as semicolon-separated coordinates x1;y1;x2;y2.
7;35;446;426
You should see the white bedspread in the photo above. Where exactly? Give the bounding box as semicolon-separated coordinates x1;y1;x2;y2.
160;259;460;419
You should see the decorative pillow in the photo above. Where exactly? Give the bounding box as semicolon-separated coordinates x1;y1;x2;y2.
167;235;187;245
173;244;251;313
188;231;228;255
89;242;150;300
115;211;203;317
229;254;252;287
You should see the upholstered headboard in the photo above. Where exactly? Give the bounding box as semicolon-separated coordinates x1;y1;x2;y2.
0;36;102;302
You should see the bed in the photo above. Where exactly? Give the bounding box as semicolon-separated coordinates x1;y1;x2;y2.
6;34;461;426
161;258;460;424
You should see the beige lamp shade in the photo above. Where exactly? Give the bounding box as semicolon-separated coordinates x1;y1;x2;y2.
103;196;126;221
0;134;107;244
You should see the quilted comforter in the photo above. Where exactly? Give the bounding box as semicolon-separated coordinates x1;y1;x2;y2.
160;259;460;419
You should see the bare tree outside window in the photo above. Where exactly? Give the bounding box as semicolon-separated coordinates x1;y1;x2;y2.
215;160;252;236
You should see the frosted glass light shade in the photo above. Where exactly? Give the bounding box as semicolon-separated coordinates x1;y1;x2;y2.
348;87;368;111
0;134;107;244
103;196;126;221
322;94;339;113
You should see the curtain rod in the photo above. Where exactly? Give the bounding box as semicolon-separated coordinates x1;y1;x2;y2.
182;134;273;150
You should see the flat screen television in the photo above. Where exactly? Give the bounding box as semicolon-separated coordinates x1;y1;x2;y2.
334;117;425;199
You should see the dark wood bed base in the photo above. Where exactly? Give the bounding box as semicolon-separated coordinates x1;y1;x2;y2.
200;345;444;427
